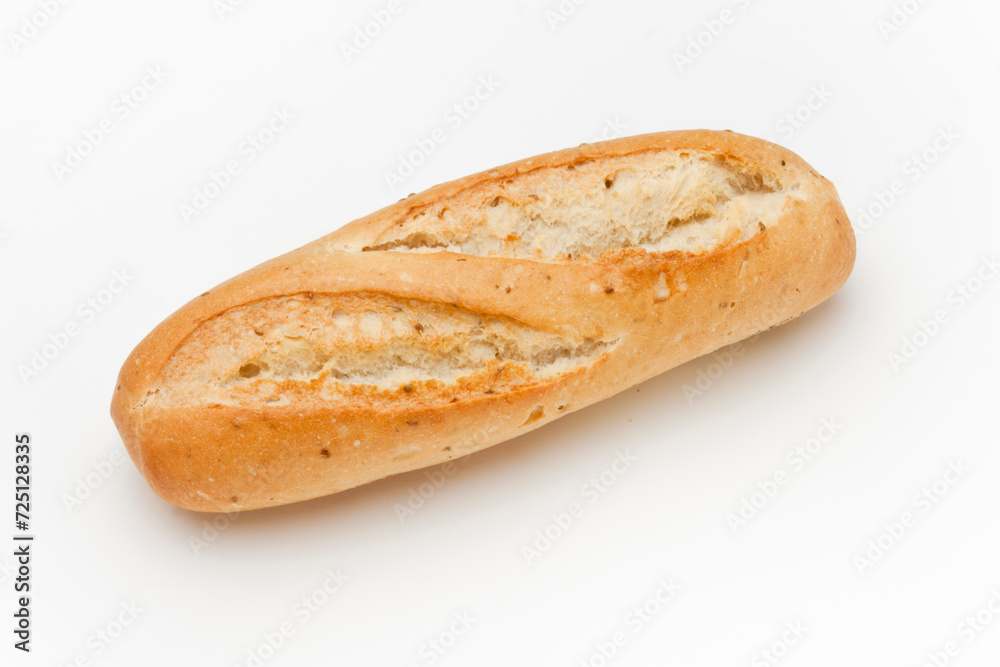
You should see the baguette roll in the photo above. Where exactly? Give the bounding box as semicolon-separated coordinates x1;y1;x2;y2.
111;130;855;511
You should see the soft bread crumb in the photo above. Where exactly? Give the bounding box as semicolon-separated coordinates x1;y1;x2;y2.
349;151;788;260
154;293;617;407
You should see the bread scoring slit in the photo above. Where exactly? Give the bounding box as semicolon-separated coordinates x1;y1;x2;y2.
151;292;616;407
349;151;788;260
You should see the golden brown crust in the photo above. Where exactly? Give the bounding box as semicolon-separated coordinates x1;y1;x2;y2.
110;130;855;512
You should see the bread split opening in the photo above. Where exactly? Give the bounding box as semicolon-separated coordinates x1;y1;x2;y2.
151;293;615;407
350;150;789;260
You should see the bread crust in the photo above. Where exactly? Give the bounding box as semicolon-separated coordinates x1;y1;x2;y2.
111;130;855;511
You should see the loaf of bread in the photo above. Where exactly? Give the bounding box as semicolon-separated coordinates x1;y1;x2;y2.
111;130;855;512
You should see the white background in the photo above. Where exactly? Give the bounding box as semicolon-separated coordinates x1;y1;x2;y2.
2;1;999;665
